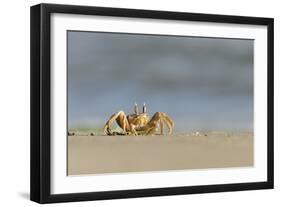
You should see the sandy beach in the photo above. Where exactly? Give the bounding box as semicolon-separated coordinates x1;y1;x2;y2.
67;132;253;175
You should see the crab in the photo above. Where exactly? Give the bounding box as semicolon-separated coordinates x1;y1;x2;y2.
103;103;174;136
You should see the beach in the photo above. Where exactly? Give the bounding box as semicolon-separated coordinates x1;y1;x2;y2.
67;132;253;175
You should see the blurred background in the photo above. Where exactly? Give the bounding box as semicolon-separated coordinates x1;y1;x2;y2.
67;31;253;133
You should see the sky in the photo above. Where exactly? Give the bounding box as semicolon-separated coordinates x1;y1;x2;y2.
67;31;253;132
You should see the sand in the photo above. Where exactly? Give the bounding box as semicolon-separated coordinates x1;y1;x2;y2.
67;132;253;175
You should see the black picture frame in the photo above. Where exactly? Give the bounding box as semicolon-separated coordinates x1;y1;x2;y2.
30;3;274;204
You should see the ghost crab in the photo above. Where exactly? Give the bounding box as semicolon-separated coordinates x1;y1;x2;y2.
103;103;174;136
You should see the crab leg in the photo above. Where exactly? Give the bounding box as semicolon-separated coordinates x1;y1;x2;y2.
143;112;174;135
159;120;164;135
103;111;130;135
160;112;174;134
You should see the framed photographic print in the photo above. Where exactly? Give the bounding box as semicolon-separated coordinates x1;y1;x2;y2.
30;3;274;203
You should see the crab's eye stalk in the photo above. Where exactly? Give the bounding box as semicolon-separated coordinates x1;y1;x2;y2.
143;102;147;113
134;102;139;115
